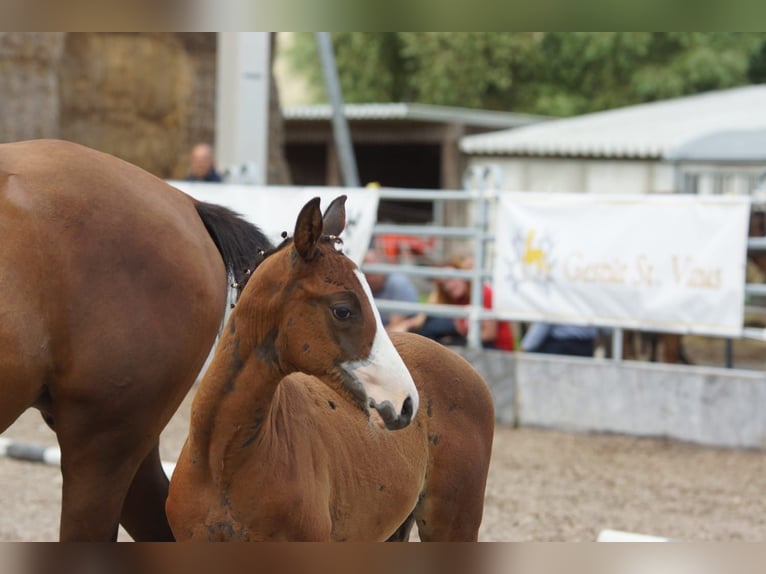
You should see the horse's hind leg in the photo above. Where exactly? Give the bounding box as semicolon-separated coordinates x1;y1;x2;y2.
0;333;47;434
0;370;40;435
55;401;160;541
120;442;174;541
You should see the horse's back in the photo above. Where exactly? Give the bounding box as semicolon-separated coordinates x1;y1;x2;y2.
0;139;203;236
391;332;495;442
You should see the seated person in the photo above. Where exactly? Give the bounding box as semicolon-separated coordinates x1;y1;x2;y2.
186;142;223;182
520;322;599;357
362;249;420;330
392;255;514;351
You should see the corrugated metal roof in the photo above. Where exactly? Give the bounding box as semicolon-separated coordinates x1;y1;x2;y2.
460;85;766;159
283;102;547;129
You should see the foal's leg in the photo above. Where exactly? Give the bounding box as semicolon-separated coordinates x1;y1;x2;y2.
409;386;492;541
412;424;492;541
413;471;486;541
120;442;174;541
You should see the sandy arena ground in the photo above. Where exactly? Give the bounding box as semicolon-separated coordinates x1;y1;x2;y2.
3;378;766;542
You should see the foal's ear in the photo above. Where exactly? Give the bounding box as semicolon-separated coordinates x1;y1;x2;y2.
294;197;324;261
322;195;347;237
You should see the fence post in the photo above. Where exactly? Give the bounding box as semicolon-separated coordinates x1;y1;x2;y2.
611;327;623;362
464;165;500;350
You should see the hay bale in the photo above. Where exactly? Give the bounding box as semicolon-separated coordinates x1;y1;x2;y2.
0;32;66;141
58;33;200;178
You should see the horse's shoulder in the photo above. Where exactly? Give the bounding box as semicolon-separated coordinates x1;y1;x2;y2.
278;372;342;406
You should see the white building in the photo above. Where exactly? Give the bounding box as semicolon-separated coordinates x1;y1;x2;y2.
460;84;766;195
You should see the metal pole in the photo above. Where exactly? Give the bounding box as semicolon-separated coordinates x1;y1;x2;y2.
315;32;359;188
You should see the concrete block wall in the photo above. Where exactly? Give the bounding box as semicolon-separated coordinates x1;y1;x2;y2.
454;348;766;450
458;347;517;426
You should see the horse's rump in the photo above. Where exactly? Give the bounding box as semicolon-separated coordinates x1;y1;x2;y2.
0;139;272;540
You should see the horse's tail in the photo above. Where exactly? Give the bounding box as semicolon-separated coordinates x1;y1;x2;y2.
194;200;273;288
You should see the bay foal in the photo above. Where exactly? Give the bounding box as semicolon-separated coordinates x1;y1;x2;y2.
167;196;494;541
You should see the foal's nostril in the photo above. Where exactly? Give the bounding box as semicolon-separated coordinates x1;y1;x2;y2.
402;395;414;420
369;396;415;430
391;396;414;429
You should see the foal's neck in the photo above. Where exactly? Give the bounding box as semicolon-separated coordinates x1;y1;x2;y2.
190;307;283;476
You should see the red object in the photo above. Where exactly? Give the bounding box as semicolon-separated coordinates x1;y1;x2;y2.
380;234;436;258
482;285;514;351
454;285;514;351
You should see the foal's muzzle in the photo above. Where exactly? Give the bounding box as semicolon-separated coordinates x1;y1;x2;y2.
369;395;415;431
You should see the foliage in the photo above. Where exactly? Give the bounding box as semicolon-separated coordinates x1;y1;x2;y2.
286;32;766;116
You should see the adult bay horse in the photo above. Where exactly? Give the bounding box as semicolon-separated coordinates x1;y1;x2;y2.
167;196;495;541
0;139;272;541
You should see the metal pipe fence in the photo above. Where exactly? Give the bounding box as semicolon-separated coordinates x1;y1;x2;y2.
364;167;500;351
362;170;766;362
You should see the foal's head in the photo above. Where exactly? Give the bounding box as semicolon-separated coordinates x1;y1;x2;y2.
244;195;418;430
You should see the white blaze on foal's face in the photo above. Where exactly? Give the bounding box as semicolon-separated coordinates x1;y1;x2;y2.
339;269;419;430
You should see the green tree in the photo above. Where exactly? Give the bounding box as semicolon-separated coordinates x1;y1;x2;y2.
289;33;408;103
747;37;766;82
287;32;766;117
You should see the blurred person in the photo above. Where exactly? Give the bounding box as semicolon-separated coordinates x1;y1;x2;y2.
520;322;599;357
186;142;222;182
392;255;514;351
362;249;420;330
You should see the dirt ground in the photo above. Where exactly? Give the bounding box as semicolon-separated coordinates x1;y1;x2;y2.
3;362;766;542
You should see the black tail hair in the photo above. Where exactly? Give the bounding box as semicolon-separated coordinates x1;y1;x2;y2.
194;200;273;289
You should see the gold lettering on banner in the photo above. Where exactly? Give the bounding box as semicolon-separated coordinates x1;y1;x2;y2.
633;255;655;287
564;252;628;284
563;253;723;290
672;256;722;289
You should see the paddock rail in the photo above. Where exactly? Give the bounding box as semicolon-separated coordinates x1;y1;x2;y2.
364;167;766;365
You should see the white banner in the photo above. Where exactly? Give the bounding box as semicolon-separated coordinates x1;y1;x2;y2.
169;182;379;265
493;192;751;337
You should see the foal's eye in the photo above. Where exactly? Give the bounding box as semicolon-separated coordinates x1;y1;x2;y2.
332;306;353;321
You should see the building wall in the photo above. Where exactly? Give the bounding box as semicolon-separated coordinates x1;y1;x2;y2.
468;156;676;195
